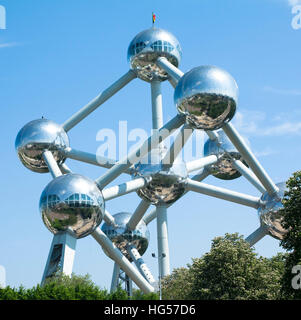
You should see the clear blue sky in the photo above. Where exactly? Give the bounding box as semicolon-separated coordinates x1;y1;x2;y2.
1;0;301;289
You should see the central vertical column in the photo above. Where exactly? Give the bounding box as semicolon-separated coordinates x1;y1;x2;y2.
151;80;170;279
151;80;163;131
156;205;170;277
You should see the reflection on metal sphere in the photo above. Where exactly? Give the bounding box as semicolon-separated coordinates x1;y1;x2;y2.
101;212;150;260
15;119;69;173
40;173;104;239
127;27;182;82
204;129;248;180
174;66;238;130
258;182;288;240
132;149;187;205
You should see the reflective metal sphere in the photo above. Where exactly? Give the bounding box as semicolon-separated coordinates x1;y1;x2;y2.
204;129;248;180
40;173;104;239
258;182;288;240
15;119;69;173
127;27;182;82
101;212;150;260
174;66;238;130
132;149;187;205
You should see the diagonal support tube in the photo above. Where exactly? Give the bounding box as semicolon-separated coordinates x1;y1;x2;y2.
101;177;147;201
62;70;137;132
223;123;279;196
245;226;268;246
127;200;151;231
186;155;218;173
42;150;63;179
186;178;261;209
95;114;185;189
156;57;184;83
232;160;266;194
92;228;154;294
162;124;193;165
127;244;155;284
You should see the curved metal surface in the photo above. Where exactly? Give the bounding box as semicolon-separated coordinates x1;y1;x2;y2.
174;66;238;130
40;173;104;239
128;27;182;82
16;119;69;173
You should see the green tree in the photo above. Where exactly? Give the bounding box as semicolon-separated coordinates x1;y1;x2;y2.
161;267;194;300
279;171;301;299
187;233;283;300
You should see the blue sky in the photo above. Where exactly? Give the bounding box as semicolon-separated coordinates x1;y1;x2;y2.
1;0;301;289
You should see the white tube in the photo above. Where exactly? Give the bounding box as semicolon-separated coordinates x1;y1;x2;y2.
245;226;268;246
62;70;137;131
92;228;154;294
110;263;120;292
186;178;261;209
127;200;151;231
42;150;63;179
95;114;185;189
127;245;155;284
223;123;279;196
156;57;184;83
186;155;218;173
232;160;266;194
101;177;147;201
156;206;170;277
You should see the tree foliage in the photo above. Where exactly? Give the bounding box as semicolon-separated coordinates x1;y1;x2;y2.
162;233;285;300
0;273;158;300
279;171;301;299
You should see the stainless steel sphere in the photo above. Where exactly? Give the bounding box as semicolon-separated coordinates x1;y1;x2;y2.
15;119;69;173
204;129;248;180
40;173;104;239
101;212;150;260
174;66;238;130
132;149;188;205
127;27;182;82
258;182;288;240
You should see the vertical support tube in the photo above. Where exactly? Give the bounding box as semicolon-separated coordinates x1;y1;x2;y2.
151;80;163;130
223;123;279;196
41;232;77;285
110;262;120;293
245;226;268;246
156;206;170;278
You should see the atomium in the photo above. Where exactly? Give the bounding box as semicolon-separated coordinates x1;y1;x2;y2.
101;212;150;261
40;173;104;239
204;129;248;180
15;21;295;296
258;182;288;240
174;66;238;130
15;119;69;173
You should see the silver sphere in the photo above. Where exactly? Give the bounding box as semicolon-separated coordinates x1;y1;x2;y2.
40;173;104;239
174;66;238;130
127;27;182;82
15;119;69;173
258;182;288;240
101;212;150;260
132;149;187;205
204;129;248;180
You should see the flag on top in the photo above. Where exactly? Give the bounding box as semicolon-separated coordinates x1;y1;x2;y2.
152;12;156;25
